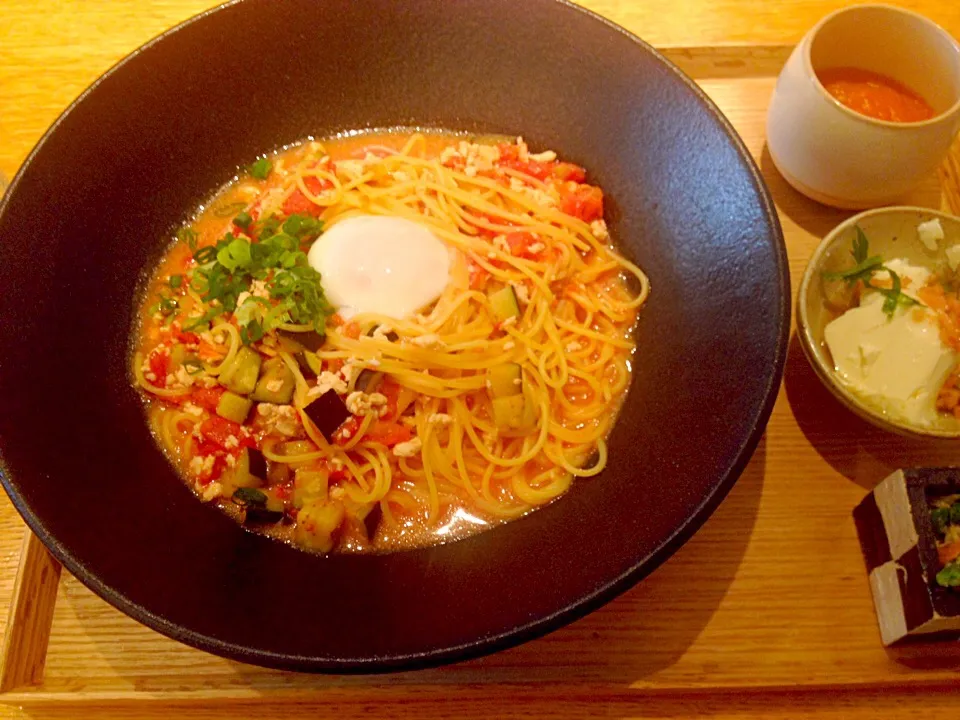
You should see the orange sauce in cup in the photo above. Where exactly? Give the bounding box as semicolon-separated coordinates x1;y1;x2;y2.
817;67;935;123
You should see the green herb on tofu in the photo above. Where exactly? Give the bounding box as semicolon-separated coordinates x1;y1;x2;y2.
822;226;921;318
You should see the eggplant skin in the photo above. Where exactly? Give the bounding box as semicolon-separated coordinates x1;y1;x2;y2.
304;391;351;441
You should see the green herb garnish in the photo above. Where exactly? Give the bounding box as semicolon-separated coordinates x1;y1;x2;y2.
185;213;330;343
247;158;272;180
936;560;960;588
932;506;951;535
822;226;921;318
169;274;183;289
177;227;199;252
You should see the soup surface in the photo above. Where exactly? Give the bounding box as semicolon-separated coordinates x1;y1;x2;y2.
133;130;648;553
817;67;935;123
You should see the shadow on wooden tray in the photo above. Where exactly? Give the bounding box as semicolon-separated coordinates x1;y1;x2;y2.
40;442;764;695
783;333;960;491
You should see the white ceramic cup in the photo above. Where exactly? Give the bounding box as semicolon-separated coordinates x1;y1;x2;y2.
767;4;960;209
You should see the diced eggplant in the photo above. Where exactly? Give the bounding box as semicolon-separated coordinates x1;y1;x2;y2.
342;498;382;543
488;363;522;398
170;344;200;369
266;460;292;486
492;394;533;430
279;329;325;352
489;285;520;322
304;390;351;442
219;448;264;497
219;346;262;395
295;349;322;378
251;356;295;404
366;326;399;342
354;369;383;393
246;505;285;524
247;448;268;480
232;487;284;525
364;503;383;541
281;440;317;456
293;468;329;508
216;391;253;424
295;500;345;552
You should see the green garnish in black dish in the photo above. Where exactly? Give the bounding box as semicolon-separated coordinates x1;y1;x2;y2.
184;212;331;343
822;226;921;318
930;494;960;589
247;157;272;180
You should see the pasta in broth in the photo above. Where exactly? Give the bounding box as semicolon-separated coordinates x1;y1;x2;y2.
133;130;649;553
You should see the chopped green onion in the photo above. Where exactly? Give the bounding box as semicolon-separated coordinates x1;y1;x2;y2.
214;201;247;218
248;158;272;180
233;211;253;230
194;246;218;264
177;227;199;252
216;236;253;271
169;274;183;289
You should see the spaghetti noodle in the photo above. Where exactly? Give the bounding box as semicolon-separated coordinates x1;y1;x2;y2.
133;130;648;553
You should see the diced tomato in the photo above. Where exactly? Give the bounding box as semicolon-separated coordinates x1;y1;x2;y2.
552;162;586;183
191;386;225;411
504;231;543;259
497;143;521;162
560;183;604;222
281;176;332;217
273;483;293;501
364;421;413;447
329;313;345;328
327;464;348;482
199;415;252;450
342;322;362;340
334;416;362;446
176;330;200;345
940;541;960;566
500;157;552;181
206;455;227;483
476;168;510;186
149;351;169;382
378;380;402;422
468;259;490;290
304;176;331;194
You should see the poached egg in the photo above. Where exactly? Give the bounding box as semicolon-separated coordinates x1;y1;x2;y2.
307;215;451;320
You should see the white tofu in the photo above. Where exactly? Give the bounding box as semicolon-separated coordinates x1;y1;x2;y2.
824;275;956;427
917;218;945;251
946;244;960;271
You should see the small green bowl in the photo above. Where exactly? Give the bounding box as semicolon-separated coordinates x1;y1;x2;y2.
797;206;960;438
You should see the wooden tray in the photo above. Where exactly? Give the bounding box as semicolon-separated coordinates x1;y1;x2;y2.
2;45;960;716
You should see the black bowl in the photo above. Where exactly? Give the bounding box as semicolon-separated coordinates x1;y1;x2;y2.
0;0;787;672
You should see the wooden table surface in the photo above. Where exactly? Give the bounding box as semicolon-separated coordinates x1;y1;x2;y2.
3;1;960;718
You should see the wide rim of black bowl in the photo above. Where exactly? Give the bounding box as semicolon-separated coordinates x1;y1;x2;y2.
0;0;789;673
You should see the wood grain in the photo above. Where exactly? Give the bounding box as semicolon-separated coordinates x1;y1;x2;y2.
0;534;60;691
2;1;960;718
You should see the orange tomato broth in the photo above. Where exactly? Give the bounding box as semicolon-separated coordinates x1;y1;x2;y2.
817;67;935;123
134;130;640;553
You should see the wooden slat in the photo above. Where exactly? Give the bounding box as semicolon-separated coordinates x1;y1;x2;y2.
0;533;61;691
